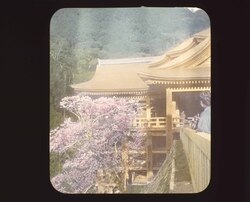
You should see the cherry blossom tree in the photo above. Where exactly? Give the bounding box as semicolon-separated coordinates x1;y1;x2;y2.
50;95;145;193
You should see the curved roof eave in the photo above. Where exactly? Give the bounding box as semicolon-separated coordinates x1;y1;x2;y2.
149;28;210;69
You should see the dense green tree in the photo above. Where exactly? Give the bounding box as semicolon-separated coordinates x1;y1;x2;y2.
50;37;77;129
51;7;210;59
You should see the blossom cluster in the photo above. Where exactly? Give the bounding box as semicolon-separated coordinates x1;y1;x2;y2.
50;95;145;193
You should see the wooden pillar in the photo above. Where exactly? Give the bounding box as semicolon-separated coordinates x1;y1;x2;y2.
172;101;176;117
172;101;176;129
175;109;180;127
131;171;135;184
146;95;153;181
172;101;180;128
146;135;153;181
146;96;151;120
166;88;173;152
172;101;176;112
166;88;173;115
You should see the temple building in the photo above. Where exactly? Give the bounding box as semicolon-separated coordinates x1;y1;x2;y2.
71;28;211;185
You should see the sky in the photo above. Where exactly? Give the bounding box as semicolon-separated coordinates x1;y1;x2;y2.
186;7;201;13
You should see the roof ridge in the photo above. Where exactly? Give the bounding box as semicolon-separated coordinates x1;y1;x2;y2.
98;56;158;65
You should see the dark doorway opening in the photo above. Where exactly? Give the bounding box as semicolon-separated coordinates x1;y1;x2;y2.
150;85;166;117
173;91;204;117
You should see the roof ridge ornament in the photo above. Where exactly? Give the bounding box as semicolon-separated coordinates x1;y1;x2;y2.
149;37;199;68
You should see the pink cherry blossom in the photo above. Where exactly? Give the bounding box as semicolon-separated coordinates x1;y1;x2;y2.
50;95;145;193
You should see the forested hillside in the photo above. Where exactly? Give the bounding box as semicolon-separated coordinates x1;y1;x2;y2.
50;7;210;129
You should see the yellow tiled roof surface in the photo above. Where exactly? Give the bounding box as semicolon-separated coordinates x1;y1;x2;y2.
71;28;210;93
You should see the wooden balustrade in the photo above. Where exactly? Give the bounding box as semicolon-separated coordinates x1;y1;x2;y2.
180;127;211;193
172;117;181;128
132;115;181;129
132;117;166;128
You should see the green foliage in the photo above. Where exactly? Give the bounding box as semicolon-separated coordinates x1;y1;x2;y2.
72;70;95;84
50;152;64;178
51;8;210;59
126;184;147;193
50;149;77;178
174;141;191;182
50;37;77;128
50;105;64;130
74;47;98;73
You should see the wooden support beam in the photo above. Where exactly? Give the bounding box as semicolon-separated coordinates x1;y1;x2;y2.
146;135;154;181
166;88;173;152
166;88;173;116
166;115;173;152
146;96;151;120
172;101;176;116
